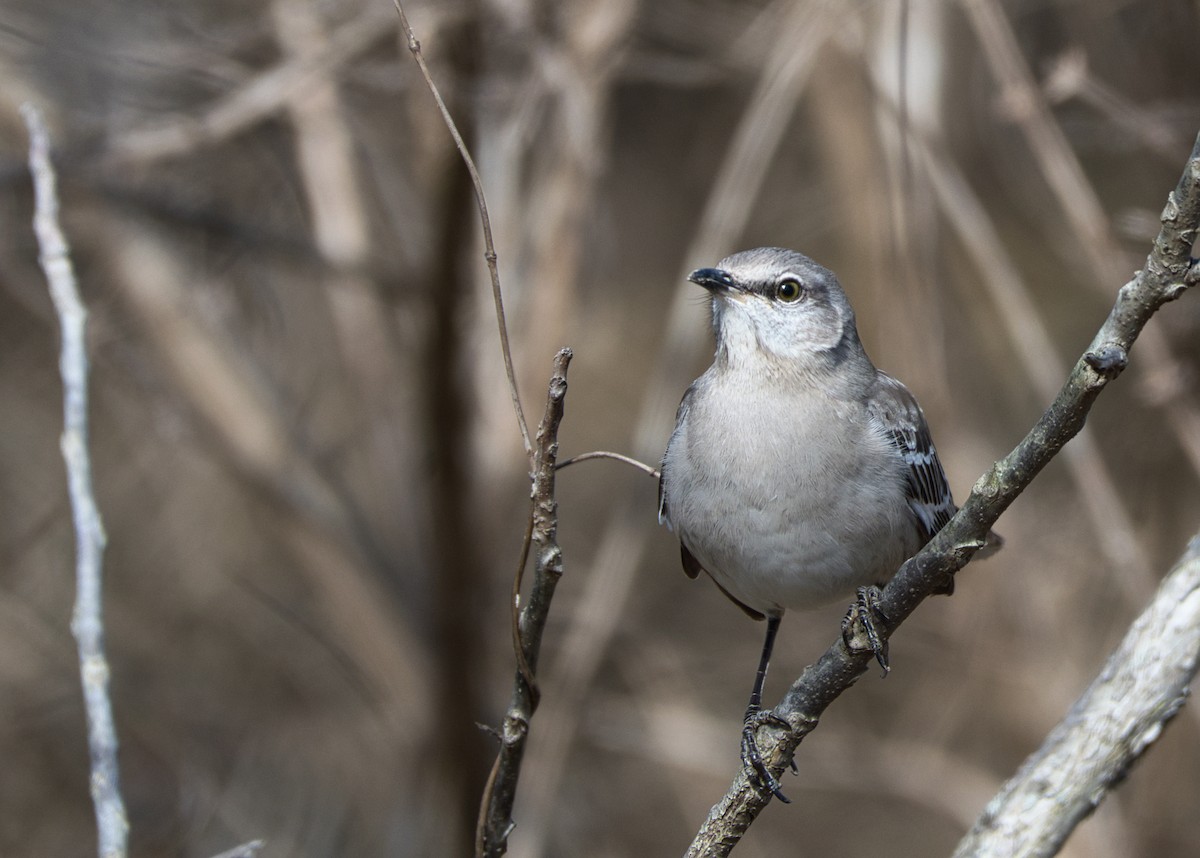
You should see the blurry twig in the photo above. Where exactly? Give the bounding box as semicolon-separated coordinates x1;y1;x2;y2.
963;0;1200;486
1042;49;1187;167
392;0;532;460
556;450;659;479
22;102;130;858
477;348;573;858
209;840;266;858
905;122;1156;598
105;2;397;166
952;531;1200;858
685;132;1200;856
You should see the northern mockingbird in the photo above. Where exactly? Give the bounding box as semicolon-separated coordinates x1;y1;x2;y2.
658;247;993;799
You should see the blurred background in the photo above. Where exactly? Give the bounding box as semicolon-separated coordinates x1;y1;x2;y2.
2;0;1199;855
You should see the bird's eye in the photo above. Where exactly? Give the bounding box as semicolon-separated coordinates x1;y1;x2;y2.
776;277;805;303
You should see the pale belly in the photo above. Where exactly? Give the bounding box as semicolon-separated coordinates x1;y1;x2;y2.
662;381;921;615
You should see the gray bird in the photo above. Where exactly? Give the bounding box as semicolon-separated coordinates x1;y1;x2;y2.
658;247;983;799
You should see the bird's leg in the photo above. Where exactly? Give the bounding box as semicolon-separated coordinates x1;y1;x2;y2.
741;614;793;802
842;585;890;676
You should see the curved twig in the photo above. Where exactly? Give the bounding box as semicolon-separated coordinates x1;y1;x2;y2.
555;450;660;479
391;0;532;461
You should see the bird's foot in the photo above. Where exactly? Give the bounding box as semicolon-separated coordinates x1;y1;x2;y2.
842;585;890;676
741;706;795;803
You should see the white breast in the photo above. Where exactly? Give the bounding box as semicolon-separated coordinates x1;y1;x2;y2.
662;366;920;616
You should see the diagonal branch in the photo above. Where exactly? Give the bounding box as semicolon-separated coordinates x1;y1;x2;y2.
685;130;1200;856
952;531;1200;858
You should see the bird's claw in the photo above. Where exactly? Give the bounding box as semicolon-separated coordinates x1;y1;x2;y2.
741;706;793;803
843;585;890;676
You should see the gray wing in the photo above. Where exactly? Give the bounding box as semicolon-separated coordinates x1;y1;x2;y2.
867;372;956;543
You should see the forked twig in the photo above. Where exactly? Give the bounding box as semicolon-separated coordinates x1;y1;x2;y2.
391;5;548;840
477;349;574;858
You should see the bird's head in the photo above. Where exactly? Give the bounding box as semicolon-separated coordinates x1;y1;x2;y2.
689;247;863;371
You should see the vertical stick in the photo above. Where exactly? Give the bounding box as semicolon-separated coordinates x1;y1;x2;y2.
22;103;129;858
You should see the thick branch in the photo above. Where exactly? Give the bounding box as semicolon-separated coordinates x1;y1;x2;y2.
686;131;1200;855
952;533;1200;858
476;348;573;857
23;102;130;858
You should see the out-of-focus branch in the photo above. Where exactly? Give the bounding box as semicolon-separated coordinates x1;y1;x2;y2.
209;840;265;858
905;121;1155;600
685;131;1200;856
952;532;1200;858
963;0;1200;486
476;348;573;858
22;102;129;858
1042;49;1187;167
104;2;397;166
392;0;532;460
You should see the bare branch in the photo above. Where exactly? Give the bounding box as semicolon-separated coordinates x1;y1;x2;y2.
685;130;1200;856
22;102;129;858
477;348;573;857
391;0;532;461
953;532;1200;858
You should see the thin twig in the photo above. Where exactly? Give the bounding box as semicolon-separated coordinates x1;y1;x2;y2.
685;130;1200;856
952;532;1200;858
209;840;266;858
477;348;573;857
391;0;532;461
22;102;129;858
555;450;660;479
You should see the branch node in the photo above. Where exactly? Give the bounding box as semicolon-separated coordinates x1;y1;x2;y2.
1160;280;1190;302
502;711;530;746
1084;344;1129;380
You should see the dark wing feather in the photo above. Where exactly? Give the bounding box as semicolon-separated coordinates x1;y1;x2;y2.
868;372;956;543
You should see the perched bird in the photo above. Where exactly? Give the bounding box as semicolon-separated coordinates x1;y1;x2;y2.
658;247;990;799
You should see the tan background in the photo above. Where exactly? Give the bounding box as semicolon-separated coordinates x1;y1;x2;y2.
1;0;1199;855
